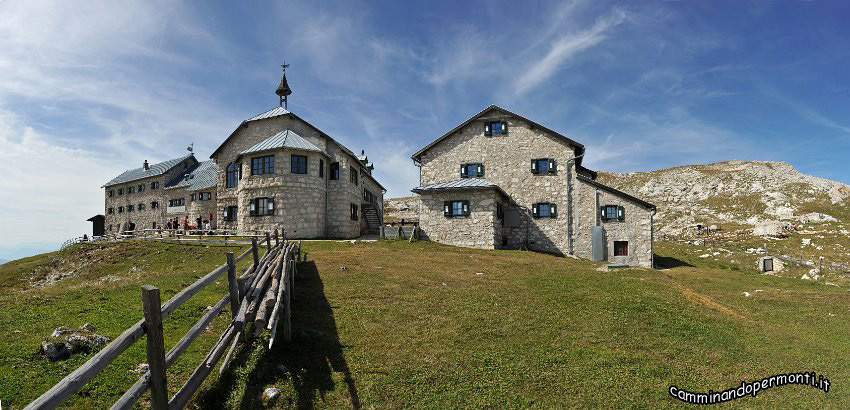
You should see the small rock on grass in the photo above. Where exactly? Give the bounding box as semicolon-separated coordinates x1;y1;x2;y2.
263;387;282;401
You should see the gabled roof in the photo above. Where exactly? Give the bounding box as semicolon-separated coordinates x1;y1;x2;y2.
577;175;656;210
411;105;586;165
104;154;194;187
164;160;219;191
412;178;508;197
237;129;327;158
211;107;386;191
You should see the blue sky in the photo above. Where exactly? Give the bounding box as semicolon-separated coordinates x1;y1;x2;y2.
1;0;849;260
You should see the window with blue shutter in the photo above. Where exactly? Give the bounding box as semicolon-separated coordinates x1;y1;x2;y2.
445;200;469;217
533;202;558;218
461;163;484;178
484;122;492;136
601;205;623;222
532;158;556;174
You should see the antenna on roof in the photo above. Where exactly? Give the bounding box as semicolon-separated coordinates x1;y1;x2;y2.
187;143;193;153
275;62;292;109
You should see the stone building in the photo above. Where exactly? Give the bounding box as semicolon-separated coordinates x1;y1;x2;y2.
411;105;656;268
103;154;201;234
102;67;385;239
208;67;385;238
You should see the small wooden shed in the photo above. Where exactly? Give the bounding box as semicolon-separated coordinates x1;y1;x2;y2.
87;215;105;237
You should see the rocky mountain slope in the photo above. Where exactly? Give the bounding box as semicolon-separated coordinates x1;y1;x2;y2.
597;160;850;238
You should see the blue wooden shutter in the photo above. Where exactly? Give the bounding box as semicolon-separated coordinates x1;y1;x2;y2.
549;159;557;173
600;206;607;221
550;203;557;218
462;200;470;216
532;203;539;217
484;122;492;136
460;164;468;178
617;206;625;221
444;201;450;217
531;159;537;174
477;163;484;177
500;120;508;135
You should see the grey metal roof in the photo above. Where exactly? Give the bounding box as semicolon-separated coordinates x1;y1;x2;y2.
238;129;327;157
412;178;508;196
246;107;290;122
104;154;194;187
164;160;219;191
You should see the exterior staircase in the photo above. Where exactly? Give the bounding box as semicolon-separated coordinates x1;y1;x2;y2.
362;203;382;235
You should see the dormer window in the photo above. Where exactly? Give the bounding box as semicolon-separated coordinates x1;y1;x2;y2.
484;120;508;136
460;163;484;178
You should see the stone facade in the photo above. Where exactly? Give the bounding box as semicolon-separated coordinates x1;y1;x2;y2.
418;189;504;249
211;110;384;239
412;105;655;267
104;156;198;234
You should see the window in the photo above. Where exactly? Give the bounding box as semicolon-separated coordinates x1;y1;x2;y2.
224;206;238;221
108;190;114;197
199;192;211;201
190;193;196;201
350;203;359;221
496;203;503;220
484;120;508;136
226;163;240;188
127;204;134;212
252;155;275;175
169;198;185;207
250;197;274;216
443;200;470;217
532;202;558;218
118;206;124;213
601;205;625;222
531;158;557;174
330;162;340;180
350;166;358;184
127;186;134;194
364;189;377;204
151;181;160;189
108;207;114;214
138;184;145;192
319;159;324;178
138;203;145;211
118;188;123;195
614;241;629;256
291;154;307;174
151;201;158;209
460;163;484;178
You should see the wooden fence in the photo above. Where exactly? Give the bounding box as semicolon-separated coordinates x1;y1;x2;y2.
25;228;304;409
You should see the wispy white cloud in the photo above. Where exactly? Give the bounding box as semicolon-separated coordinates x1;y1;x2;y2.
513;9;626;95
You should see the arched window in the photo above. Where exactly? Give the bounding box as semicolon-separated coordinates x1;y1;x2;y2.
226;163;240;188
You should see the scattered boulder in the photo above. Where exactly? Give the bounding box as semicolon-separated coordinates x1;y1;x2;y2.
798;212;837;223
41;325;111;362
133;363;150;374
752;221;790;237
263;387;282;401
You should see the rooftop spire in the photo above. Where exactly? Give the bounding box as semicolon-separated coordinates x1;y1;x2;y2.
275;62;292;109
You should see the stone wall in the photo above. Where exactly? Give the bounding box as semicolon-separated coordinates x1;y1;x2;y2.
572;178;654;267
417;114;574;253
418;189;500;249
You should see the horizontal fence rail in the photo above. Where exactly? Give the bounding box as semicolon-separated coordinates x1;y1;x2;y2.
26;228;305;410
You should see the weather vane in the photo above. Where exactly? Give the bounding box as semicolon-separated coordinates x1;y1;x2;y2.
187;143;193;153
276;61;293;109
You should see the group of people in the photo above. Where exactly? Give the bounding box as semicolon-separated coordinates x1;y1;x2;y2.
164;215;213;235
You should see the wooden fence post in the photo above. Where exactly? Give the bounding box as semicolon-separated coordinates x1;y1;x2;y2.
284;257;292;342
226;253;239;319
265;232;272;253
281;228;286;242
140;285;168;410
251;237;259;270
298;240;302;262
274;229;280;247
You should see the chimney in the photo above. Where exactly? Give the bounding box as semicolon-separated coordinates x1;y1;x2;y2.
143;160;149;170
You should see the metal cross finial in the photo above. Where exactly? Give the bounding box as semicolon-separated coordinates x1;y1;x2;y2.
281;62;290;72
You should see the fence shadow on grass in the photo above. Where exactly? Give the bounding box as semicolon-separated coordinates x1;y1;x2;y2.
654;255;694;269
198;260;360;409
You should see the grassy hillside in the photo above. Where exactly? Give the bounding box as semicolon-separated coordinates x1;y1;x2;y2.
2;239;848;408
0;240;253;409
197;240;848;408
